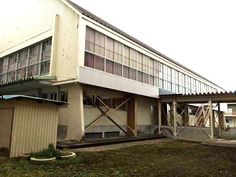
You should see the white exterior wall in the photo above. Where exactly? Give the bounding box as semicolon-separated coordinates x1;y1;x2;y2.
0;0;80;82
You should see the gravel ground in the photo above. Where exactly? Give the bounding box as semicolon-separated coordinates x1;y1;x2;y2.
73;138;173;152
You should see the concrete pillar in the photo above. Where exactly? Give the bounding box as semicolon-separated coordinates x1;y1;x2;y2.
127;96;137;136
158;101;162;135
209;99;214;139
60;84;84;140
173;100;177;136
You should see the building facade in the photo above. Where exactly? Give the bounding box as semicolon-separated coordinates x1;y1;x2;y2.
0;0;224;141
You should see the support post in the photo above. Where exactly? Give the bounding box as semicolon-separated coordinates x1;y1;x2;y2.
158;101;162;135
62;84;85;140
209;98;214;139
218;103;221;137
173;100;177;136
127;96;137;136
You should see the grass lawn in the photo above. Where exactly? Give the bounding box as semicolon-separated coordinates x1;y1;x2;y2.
1;140;236;177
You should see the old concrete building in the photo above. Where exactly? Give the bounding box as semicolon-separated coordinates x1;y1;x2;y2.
0;0;224;141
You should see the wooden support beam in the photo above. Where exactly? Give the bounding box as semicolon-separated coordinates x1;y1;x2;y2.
218;103;221;137
173;100;177;136
158;101;162;135
209;98;214;139
127;97;137;136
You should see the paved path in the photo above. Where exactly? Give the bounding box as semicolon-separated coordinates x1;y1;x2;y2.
73;138;173;152
202;139;236;148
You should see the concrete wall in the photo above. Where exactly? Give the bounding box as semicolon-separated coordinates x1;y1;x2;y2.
136;96;157;134
162;126;219;142
10;99;58;157
58;83;84;140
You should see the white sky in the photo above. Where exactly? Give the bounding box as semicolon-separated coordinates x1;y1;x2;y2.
73;0;236;91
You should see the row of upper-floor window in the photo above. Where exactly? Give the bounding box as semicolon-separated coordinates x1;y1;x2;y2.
0;38;52;84
85;26;218;94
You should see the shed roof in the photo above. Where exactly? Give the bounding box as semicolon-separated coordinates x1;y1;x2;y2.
65;0;224;90
0;95;68;106
159;91;236;103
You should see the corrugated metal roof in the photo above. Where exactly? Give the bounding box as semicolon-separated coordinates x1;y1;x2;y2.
65;0;224;90
159;91;236;103
160;91;236;98
0;77;34;87
0;95;68;106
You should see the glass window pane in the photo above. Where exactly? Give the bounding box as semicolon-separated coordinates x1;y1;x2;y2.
42;38;52;61
113;62;122;76
94;56;104;71
123;66;129;78
129;68;136;80
85;52;94;68
18;48;28;68
85;27;95;52
106;60;113;74
8;53;17;71
40;61;50;75
29;44;40;65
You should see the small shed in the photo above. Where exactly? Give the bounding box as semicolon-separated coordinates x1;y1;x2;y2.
0;95;67;157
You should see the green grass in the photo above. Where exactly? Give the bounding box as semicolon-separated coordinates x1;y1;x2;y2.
1;141;236;177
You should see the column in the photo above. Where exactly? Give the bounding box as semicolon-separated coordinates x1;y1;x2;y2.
209;98;214;139
158;101;162;135
63;84;85;140
173;100;177;136
127;96;137;136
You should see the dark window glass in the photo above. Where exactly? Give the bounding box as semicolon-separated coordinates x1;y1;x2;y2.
28;64;38;77
113;62;122;76
94;55;104;71
85;52;94;68
106;60;113;74
143;73;149;84
40;61;50;75
137;71;142;82
123;66;129;78
129;68;136;80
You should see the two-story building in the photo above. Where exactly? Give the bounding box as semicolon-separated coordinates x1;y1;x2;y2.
0;0;224;141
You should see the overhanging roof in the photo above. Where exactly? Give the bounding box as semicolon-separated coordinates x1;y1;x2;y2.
65;0;224;90
0;95;68;106
160;92;236;103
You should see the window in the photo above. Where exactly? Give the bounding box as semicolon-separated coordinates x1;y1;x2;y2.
143;73;149;84
8;53;17;71
85;52;94;68
123;66;129;78
113;62;122;76
106;37;114;60
29;44;40;65
123;46;129;66
28;64;38;77
143;55;149;73
94;55;104;71
95;31;105;56
137;71;142;82
106;60;113;74
40;39;52;75
83;27;220;92
129;68;136;80
129;49;137;69
114;41;122;63
18;48;28;68
85;27;95;52
154;60;159;77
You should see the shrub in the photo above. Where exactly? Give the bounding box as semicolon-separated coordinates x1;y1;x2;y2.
32;144;61;159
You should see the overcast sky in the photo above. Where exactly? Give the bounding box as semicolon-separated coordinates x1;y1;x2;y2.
73;0;236;91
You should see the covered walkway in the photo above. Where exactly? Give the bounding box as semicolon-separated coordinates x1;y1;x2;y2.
158;92;236;141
